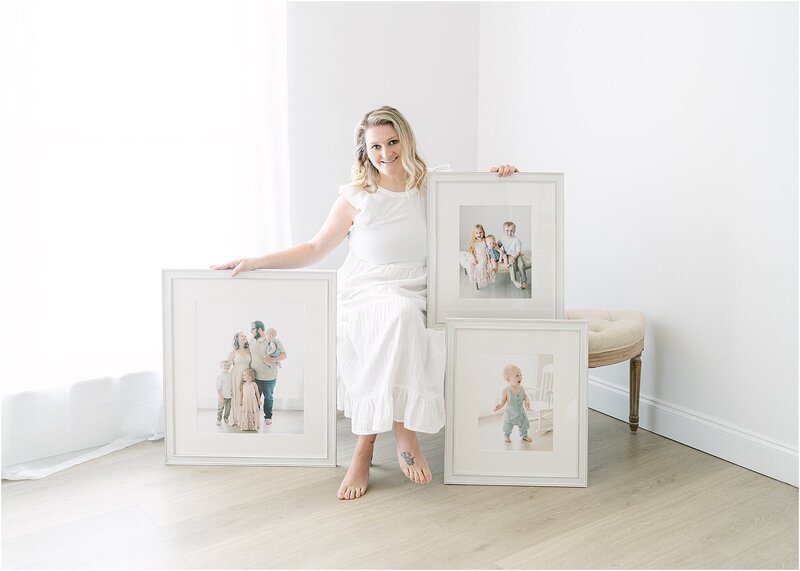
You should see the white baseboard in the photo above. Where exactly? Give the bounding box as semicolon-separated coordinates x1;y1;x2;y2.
588;375;798;487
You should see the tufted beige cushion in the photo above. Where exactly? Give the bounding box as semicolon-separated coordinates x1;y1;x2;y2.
566;309;645;367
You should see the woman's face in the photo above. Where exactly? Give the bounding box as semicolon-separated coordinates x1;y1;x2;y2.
474;227;484;240
365;125;403;180
237;333;247;347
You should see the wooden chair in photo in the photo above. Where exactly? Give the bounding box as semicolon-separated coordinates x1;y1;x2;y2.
526;363;554;432
566;309;646;432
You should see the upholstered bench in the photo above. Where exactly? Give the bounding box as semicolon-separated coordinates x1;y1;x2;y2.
566;309;646;432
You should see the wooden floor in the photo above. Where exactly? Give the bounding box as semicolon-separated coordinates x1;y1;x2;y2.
2;411;797;569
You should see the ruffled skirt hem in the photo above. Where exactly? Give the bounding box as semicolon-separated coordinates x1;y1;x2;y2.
337;383;445;435
336;252;446;436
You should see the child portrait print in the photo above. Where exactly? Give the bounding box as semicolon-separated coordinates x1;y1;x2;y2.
459;205;532;300
195;301;304;435
477;353;555;453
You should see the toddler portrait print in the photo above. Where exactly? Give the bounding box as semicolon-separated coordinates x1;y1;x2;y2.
477;354;555;453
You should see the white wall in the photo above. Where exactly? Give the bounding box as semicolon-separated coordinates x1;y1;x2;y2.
287;1;481;269
477;2;798;484
285;1;798;485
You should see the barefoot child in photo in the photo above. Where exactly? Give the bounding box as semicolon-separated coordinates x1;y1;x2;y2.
238;368;262;431
467;224;495;289
216;360;233;426
499;221;527;289
485;234;502;274
494;364;532;443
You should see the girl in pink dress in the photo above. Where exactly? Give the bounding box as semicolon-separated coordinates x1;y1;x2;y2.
238;368;261;432
467;224;495;290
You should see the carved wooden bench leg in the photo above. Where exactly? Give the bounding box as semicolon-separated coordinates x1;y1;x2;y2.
629;353;642;432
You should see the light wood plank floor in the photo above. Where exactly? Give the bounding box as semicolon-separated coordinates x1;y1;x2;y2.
2;411;797;569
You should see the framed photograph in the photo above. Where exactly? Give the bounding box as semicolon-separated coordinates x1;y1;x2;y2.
162;269;336;466
427;172;564;329
444;318;588;486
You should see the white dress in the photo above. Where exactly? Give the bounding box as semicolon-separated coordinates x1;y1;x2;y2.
337;182;446;435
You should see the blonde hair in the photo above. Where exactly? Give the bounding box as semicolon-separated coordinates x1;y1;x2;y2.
503;364;521;381
468;224;486;256
351;106;427;193
503;221;517;231
242;368;256;382
485;234;497;245
266;328;277;338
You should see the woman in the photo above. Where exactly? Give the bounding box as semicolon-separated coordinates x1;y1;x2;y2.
226;331;252;429
213;106;517;499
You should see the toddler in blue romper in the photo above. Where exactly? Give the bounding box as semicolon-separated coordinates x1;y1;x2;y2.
485;234;503;270
494;364;532;443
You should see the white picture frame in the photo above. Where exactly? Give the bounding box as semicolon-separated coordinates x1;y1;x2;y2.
162;269;337;466
444;318;588;487
427;172;564;329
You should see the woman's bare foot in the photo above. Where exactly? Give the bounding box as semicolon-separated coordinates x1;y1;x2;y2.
337;435;376;500
394;422;432;484
504;436;511;443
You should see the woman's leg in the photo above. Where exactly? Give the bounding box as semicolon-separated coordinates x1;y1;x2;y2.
394;422;432;484
338;434;376;500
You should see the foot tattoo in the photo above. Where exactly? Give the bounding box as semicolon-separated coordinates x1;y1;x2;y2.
401;452;415;466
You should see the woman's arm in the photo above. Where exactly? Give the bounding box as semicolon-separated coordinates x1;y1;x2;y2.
211;195;358;276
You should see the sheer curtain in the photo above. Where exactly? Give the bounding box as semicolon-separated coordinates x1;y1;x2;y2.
0;0;290;478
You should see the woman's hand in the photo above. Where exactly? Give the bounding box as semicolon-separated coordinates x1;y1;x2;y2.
210;258;257;277
490;164;519;177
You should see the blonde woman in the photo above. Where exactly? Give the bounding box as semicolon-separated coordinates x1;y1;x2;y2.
226;331;251;428
213;106;517;499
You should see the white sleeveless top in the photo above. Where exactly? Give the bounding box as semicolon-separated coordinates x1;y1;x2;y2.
339;184;427;266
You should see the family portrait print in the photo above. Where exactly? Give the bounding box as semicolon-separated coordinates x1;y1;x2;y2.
459;205;532;300
478;353;555;453
163;269;336;467
427;172;564;328
196;302;304;435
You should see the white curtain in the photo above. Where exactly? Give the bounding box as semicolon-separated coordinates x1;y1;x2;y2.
0;0;290;478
